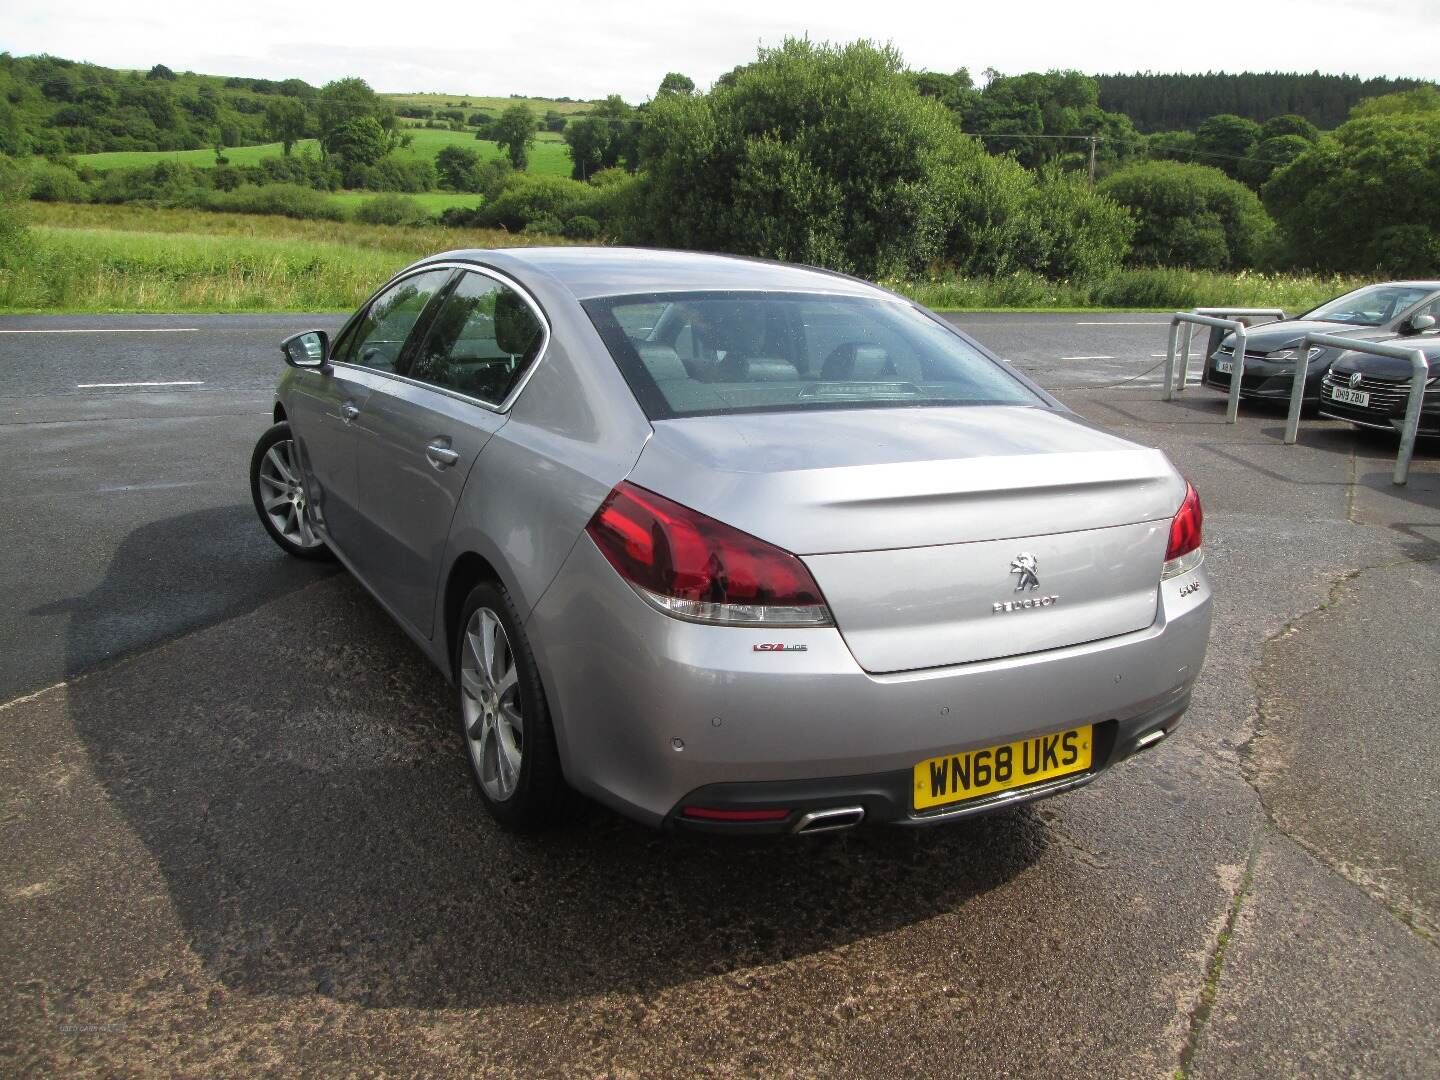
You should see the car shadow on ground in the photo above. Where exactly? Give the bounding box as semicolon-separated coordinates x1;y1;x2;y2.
65;508;1047;1009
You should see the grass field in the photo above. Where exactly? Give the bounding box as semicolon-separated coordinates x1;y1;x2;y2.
325;190;484;214
4;202;1365;316
383;92;595;115
0;203;570;313
75;127;574;177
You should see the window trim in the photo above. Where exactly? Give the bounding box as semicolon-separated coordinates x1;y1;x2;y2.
329;261;552;415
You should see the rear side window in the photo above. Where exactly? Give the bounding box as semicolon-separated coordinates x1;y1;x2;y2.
407;271;546;405
583;291;1039;419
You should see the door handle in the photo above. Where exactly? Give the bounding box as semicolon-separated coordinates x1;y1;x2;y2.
426;439;461;469
339;401;360;424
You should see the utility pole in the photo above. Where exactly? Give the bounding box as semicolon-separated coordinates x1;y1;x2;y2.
1087;135;1098;188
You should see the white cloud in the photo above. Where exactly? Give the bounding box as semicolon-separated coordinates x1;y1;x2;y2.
2;0;1435;101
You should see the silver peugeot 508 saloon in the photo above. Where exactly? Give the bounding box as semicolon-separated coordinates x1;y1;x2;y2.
250;248;1212;834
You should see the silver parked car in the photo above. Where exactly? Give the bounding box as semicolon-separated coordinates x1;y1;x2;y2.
250;248;1212;834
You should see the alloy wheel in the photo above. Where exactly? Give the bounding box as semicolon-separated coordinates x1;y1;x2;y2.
256;438;322;550
461;607;524;801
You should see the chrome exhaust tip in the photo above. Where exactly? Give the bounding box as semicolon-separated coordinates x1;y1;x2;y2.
1135;728;1167;752
793;806;866;835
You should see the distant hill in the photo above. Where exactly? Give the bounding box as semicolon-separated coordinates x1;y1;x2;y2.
0;53;595;158
1095;71;1433;132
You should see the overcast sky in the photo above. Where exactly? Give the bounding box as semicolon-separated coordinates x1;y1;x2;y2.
4;0;1436;101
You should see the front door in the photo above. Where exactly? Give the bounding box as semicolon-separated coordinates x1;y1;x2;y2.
350;269;547;637
303;268;455;560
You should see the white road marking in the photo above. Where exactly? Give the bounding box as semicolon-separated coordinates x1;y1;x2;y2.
0;327;200;334
1074;321;1169;326
76;381;205;389
1060;355;1116;361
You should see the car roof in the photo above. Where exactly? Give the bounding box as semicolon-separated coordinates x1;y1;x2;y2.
418;246;894;302
1353;281;1440;291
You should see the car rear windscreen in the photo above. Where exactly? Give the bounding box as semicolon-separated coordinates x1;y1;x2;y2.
583;291;1042;420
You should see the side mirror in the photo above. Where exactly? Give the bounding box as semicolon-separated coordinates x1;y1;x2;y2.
1406;313;1437;334
281;329;329;369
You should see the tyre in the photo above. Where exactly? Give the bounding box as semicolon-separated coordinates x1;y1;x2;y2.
455;580;566;828
250;422;334;561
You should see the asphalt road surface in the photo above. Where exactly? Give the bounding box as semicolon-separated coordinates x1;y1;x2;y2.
2;312;1437;1077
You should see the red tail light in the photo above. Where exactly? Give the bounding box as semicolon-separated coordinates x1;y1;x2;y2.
1163;481;1203;579
585;481;833;626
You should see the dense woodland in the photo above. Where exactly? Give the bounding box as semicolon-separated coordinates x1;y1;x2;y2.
1;46;1437;280
1094;71;1428;131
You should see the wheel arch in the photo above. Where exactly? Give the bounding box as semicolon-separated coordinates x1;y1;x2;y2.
273;400;287;424
442;551;504;679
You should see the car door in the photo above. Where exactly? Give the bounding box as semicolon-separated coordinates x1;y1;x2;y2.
349;268;548;637
286;268;455;559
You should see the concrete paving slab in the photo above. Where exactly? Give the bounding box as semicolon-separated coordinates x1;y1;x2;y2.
1190;831;1440;1079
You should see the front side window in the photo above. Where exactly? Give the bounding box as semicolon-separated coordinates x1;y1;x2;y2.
1303;285;1439;327
407;272;545;404
584;291;1040;419
340;269;454;373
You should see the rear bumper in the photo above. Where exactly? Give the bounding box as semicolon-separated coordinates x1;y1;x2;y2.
669;698;1190;834
527;537;1213;828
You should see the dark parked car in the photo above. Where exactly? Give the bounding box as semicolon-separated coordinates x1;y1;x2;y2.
1202;282;1440;405
1320;335;1440;436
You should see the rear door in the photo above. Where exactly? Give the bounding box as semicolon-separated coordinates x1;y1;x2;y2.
287;268;454;555
349;268;548;637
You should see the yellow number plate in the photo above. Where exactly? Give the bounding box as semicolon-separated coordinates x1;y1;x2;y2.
913;725;1093;811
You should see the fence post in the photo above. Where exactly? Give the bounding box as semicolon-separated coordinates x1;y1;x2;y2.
1395;347;1429;486
1226;323;1248;424
1175;323;1192;395
1163;318;1180;401
1280;332;1430;486
1284;339;1310;444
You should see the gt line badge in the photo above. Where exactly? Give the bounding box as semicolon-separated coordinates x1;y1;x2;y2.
1010;552;1041;591
754;643;808;652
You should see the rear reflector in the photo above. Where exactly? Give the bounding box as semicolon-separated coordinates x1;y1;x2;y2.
681;806;791;822
1162;480;1203;580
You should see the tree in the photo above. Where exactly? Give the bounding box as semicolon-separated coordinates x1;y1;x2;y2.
1349;85;1440;119
542;109;567;132
1238;134;1312;188
325;114;387;170
492;104;537;170
1260;114;1318;143
435;143;482;191
316;77;394;151
909;69;976;111
657;72;695;96
563;95;638;179
1098;160;1271;269
264;97;308;155
1146;130;1198;163
1194;114;1261;179
956;70;1138;171
1263;113;1440;273
635;39;1132;279
146;64;176;81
